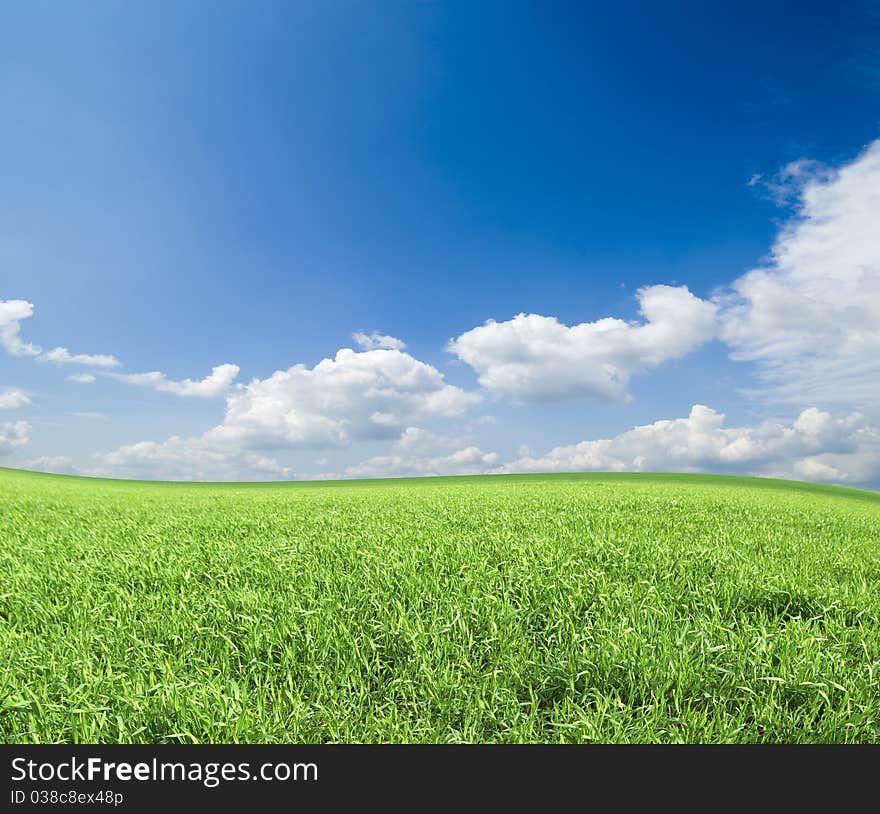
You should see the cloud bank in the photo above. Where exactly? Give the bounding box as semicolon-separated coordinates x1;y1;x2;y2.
500;405;879;484
93;437;293;482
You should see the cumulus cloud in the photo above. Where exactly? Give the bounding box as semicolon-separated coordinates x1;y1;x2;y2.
448;285;717;403
352;331;407;351
112;363;240;398
500;405;880;485
0;390;30;409
68;373;96;384
94;346;482;480
718;139;880;405
0;420;29;454
206;347;480;448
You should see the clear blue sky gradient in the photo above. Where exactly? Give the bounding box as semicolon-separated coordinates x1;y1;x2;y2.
2;1;879;476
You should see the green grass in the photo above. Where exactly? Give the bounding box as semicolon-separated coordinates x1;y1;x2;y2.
2;467;879;744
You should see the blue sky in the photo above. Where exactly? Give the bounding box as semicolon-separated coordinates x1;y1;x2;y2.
2;1;880;485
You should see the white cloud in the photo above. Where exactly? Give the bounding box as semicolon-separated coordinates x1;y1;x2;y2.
39;347;121;368
206;347;480;448
94;346;482;480
68;373;96;384
0;390;30;409
346;445;499;479
15;136;880;485
343;425;499;479
353;331;407;351
0;299;40;357
0;298;121;368
758;158;835;206
112;363;240;398
391;426;465;454
448;285;717;403
500;405;880;485
0;420;29;454
75;398;880;485
718;139;880;406
21;456;77;475
92;436;293;482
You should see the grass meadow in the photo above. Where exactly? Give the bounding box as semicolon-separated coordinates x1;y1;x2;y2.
1;466;879;743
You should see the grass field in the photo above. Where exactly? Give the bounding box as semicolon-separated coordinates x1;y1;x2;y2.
1;466;879;744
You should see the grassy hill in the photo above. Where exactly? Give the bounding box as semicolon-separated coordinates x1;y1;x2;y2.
1;467;879;743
